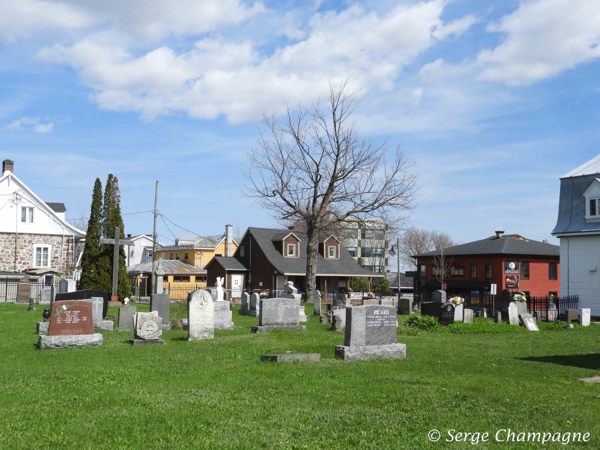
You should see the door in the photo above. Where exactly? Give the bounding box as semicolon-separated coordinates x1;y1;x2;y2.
231;274;243;298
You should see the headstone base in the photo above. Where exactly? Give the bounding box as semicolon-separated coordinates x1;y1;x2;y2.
95;320;114;332
37;334;103;349
162;324;172;331
129;339;166;346
251;325;306;333
260;353;320;363
248;311;259;317
335;343;406;361
108;301;123;307
36;322;49;334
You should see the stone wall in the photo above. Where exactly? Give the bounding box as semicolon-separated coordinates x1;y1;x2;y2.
0;233;75;273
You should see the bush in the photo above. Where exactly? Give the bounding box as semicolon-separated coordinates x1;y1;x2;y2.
405;314;440;331
445;321;527;334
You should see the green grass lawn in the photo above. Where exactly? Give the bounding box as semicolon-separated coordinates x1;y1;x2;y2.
1;303;599;449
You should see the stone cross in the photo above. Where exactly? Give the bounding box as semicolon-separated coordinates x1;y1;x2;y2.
100;226;135;298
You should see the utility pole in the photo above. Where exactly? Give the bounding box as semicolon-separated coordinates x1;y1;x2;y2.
151;181;160;295
396;236;400;307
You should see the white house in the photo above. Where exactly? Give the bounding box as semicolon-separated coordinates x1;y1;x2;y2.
0;159;85;283
552;154;600;315
125;234;161;267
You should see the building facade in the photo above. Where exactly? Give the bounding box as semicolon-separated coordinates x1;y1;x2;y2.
413;231;560;312
339;220;389;273
552;154;600;315
0;159;85;283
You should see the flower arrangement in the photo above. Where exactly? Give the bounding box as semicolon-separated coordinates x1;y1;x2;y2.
513;293;527;303
449;297;464;305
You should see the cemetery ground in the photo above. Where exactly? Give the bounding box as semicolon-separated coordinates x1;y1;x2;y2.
1;305;600;450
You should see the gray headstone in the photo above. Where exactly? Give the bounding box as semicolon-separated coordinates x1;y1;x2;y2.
581;308;591;326
119;306;137;331
259;298;301;326
344;305;396;347
332;314;343;331
188;290;214;340
40;288;52;305
240;292;250;315
566;309;578;323
463;309;473;324
59;279;76;294
250;293;260;316
515;301;528;317
496;311;502;323
508;302;519;326
332;309;346;327
298;304;308;322
522;316;539;331
398;298;412;315
156;275;164;294
313;290;321;316
214;300;233;330
380;298;395;306
431;290;446;303
150;293;169;327
17;282;31;303
91;297;103;328
132;312;163;340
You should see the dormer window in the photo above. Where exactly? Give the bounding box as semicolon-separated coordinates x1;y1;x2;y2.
583;179;600;221
590;198;599;217
288;244;295;256
328;246;336;258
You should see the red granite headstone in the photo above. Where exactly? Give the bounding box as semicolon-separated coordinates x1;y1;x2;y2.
48;300;94;336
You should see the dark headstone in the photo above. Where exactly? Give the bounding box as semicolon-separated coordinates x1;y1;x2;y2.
344;305;396;347
260;353;320;363
48;300;94;336
332;314;343;331
440;303;455;326
150;293;169;326
16;282;31;304
421;301;442;320
566;309;578;323
55;290;109;319
119;306;137;331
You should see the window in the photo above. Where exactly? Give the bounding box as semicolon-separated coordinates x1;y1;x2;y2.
33;244;51;267
345;247;357;257
362;247;385;257
288;244;295;256
328;246;336;258
163;276;169;282
549;262;557;280
176;253;180;261
184;252;189;260
21;207;34;223
240;246;245;257
419;264;427;277
520;262;529;280
160;253;164;260
548;291;558;300
485;263;493;279
169;253;174;260
174;276;190;282
470;264;477;279
451;265;464;277
590;199;598;217
361;229;386;240
342;228;357;239
364;265;384;273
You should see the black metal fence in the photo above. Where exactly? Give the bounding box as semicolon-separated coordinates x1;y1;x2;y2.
526;295;579;322
0;280;57;303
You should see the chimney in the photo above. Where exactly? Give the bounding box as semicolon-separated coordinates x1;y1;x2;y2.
495;228;504;238
3;160;14;174
226;224;233;256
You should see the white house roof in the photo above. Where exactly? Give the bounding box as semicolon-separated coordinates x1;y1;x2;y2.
561;154;600;179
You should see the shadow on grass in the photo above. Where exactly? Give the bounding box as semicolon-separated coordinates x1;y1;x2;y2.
519;354;600;370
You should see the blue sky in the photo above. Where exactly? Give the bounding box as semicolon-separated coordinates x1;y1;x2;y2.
1;0;599;256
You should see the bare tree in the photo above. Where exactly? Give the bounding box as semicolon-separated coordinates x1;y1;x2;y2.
73;212;89;232
398;227;432;269
246;80;417;304
430;230;457;251
432;246;454;294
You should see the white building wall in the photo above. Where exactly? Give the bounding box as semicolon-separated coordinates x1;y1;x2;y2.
560;235;600;315
126;236;155;267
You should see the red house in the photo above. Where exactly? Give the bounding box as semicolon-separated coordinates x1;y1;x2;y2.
411;230;560;313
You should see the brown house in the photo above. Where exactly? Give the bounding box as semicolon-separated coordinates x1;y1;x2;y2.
205;227;382;300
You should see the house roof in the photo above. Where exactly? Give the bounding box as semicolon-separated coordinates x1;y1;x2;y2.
385;272;414;289
45;202;66;213
245;227;384;277
561;154;600;179
415;234;559;258
165;233;237;251
207;256;248;271
128;260;206;276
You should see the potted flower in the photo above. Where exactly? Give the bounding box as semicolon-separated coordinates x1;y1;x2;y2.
448;297;464;305
513;293;527;303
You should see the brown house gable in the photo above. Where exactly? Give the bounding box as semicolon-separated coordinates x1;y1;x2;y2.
283;234;300;258
321;235;340;260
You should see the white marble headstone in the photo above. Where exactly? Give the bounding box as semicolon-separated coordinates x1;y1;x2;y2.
188;289;214;341
508;302;519;326
580;308;591;327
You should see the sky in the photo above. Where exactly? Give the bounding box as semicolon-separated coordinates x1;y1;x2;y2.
1;0;599;256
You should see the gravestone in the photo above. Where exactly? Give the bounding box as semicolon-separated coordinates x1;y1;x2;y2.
119;306;137;331
507;302;519;325
249;293;260;317
332;309;346;328
496;311;502;324
313;290;321;316
380;298;395;307
453;303;464;322
332;313;343;331
362;299;379;306
298;304;308;322
514;301;528;317
214;300;233;330
38;300;103;349
240;292;250;315
398;298;413;315
59;279;76;294
16;282;31;304
463;309;474;324
150;293;170;330
440;303;455;326
421;301;442;320
188;289;214;341
581;308;591;326
130;311;165;345
522;316;539;331
90;297;103;328
519;312;533;327
431;290;446;303
566;309;578;323
55;290;109;319
156;275;164;294
260;353;320;363
36;322;49;334
40;288;52;305
251;298;306;333
335;305;405;361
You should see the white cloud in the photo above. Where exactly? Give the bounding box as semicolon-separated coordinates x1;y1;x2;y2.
477;0;600;86
0;0;266;42
36;0;476;124
33;122;54;133
2;116;39;131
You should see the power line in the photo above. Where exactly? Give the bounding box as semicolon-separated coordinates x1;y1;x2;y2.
159;214;202;237
65;210;153;223
160;215;178;241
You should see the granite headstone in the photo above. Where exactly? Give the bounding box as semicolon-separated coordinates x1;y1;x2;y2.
119;306;137;331
150;293;169;329
48;300;94;336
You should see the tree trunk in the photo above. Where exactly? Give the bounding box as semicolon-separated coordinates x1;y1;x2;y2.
305;225;320;315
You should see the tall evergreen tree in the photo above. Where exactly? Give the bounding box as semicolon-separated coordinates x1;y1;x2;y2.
79;178;103;289
96;175;115;293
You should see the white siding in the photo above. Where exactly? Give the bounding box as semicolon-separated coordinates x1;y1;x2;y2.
560;235;600;315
